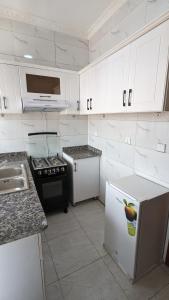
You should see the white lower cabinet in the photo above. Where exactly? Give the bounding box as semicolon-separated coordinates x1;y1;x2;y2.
0;234;45;300
63;153;100;204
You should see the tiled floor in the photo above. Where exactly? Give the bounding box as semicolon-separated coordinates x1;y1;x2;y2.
42;200;169;300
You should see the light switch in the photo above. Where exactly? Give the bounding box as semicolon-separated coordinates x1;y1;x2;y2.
125;137;131;145
156;143;166;153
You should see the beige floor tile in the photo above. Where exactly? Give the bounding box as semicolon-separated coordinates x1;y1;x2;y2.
42;242;58;286
103;255;169;300
48;228;99;278
60;259;127;300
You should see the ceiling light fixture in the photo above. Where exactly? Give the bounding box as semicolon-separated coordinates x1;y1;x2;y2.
24;54;33;59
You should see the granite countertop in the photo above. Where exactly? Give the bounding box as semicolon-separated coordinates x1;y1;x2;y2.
0;152;47;246
63;145;102;160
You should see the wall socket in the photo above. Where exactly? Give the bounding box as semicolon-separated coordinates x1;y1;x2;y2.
125;137;131;145
156;143;166;153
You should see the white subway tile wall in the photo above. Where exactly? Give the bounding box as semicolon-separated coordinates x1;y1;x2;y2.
89;0;169;62
88;113;169;203
0;18;89;71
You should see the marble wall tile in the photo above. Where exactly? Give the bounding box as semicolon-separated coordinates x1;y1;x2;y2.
13;33;55;63
134;146;169;186
0;18;89;71
146;0;169;23
89;0;169;62
0;113;88;154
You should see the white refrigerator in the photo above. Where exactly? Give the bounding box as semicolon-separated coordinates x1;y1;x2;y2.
104;175;169;282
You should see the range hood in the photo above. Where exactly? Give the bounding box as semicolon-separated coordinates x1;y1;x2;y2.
22;98;69;112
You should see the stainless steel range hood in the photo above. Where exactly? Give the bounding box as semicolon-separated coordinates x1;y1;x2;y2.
22;98;69;112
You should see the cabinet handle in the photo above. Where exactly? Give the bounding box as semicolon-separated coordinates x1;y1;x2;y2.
87;99;89;110
123;90;126;107
3;97;7;110
74;162;77;172
128;89;132;106
90;98;92;110
77;100;80;111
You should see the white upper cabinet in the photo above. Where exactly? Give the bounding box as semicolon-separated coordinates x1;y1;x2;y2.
80;70;90;114
80;18;169;114
62;72;80;115
127;20;169;112
0;64;22;114
106;45;130;113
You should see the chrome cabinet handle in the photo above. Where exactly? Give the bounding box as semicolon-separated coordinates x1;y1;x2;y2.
87;99;89;110
123;90;126;107
77;100;80;111
3;96;7;110
128;89;132;106
74;162;77;172
90;98;92;110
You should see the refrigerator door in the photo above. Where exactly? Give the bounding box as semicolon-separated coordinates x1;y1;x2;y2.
104;182;139;279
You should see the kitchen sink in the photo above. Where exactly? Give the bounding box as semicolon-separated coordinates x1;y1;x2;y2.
0;167;22;179
0;163;28;195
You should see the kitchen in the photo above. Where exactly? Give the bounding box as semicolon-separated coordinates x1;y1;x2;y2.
1;0;169;299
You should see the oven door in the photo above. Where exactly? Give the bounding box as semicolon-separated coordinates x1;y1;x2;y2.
35;175;68;212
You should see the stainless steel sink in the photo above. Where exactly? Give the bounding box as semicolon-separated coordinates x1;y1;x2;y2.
0;163;28;195
0;167;22;179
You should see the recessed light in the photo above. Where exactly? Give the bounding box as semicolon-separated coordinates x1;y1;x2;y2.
24;54;33;59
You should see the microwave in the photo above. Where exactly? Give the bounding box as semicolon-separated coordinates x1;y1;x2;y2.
19;66;67;101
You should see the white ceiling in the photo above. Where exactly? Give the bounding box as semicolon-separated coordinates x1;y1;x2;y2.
0;0;125;39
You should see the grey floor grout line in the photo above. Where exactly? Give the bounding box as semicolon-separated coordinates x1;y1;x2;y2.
148;281;169;300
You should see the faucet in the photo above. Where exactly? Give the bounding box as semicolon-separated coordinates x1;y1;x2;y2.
0;160;8;168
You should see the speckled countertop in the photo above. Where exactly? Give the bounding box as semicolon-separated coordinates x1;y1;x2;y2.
63;145;102;160
0;152;47;246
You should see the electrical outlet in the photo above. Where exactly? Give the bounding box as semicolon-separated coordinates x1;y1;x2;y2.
156;143;166;153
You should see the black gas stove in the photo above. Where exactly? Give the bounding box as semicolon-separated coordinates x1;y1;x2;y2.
30;155;69;213
31;156;67;177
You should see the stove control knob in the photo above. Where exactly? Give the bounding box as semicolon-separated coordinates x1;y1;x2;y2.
44;169;47;175
56;168;59;173
52;168;55;174
61;167;65;172
38;170;42;176
48;169;52;175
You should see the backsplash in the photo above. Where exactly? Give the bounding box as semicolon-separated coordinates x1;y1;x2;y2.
0;18;89;71
88;113;169;203
89;0;169;62
0;113;88;155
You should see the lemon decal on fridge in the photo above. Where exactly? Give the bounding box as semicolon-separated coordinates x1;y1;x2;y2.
123;199;137;236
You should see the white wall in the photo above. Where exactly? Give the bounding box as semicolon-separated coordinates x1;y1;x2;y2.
0;18;89;155
0;113;88;155
0;18;89;71
88;0;169;203
89;0;169;62
88;113;169;203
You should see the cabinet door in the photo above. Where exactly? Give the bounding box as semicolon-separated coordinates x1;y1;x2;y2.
0;234;45;300
0;64;22;114
104;183;139;279
128;20;169;112
106;45;130;113
62;72;80;115
80;71;90;114
91;60;108;114
73;157;100;203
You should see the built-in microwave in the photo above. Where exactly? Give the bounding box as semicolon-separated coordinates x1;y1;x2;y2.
19;66;67;101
